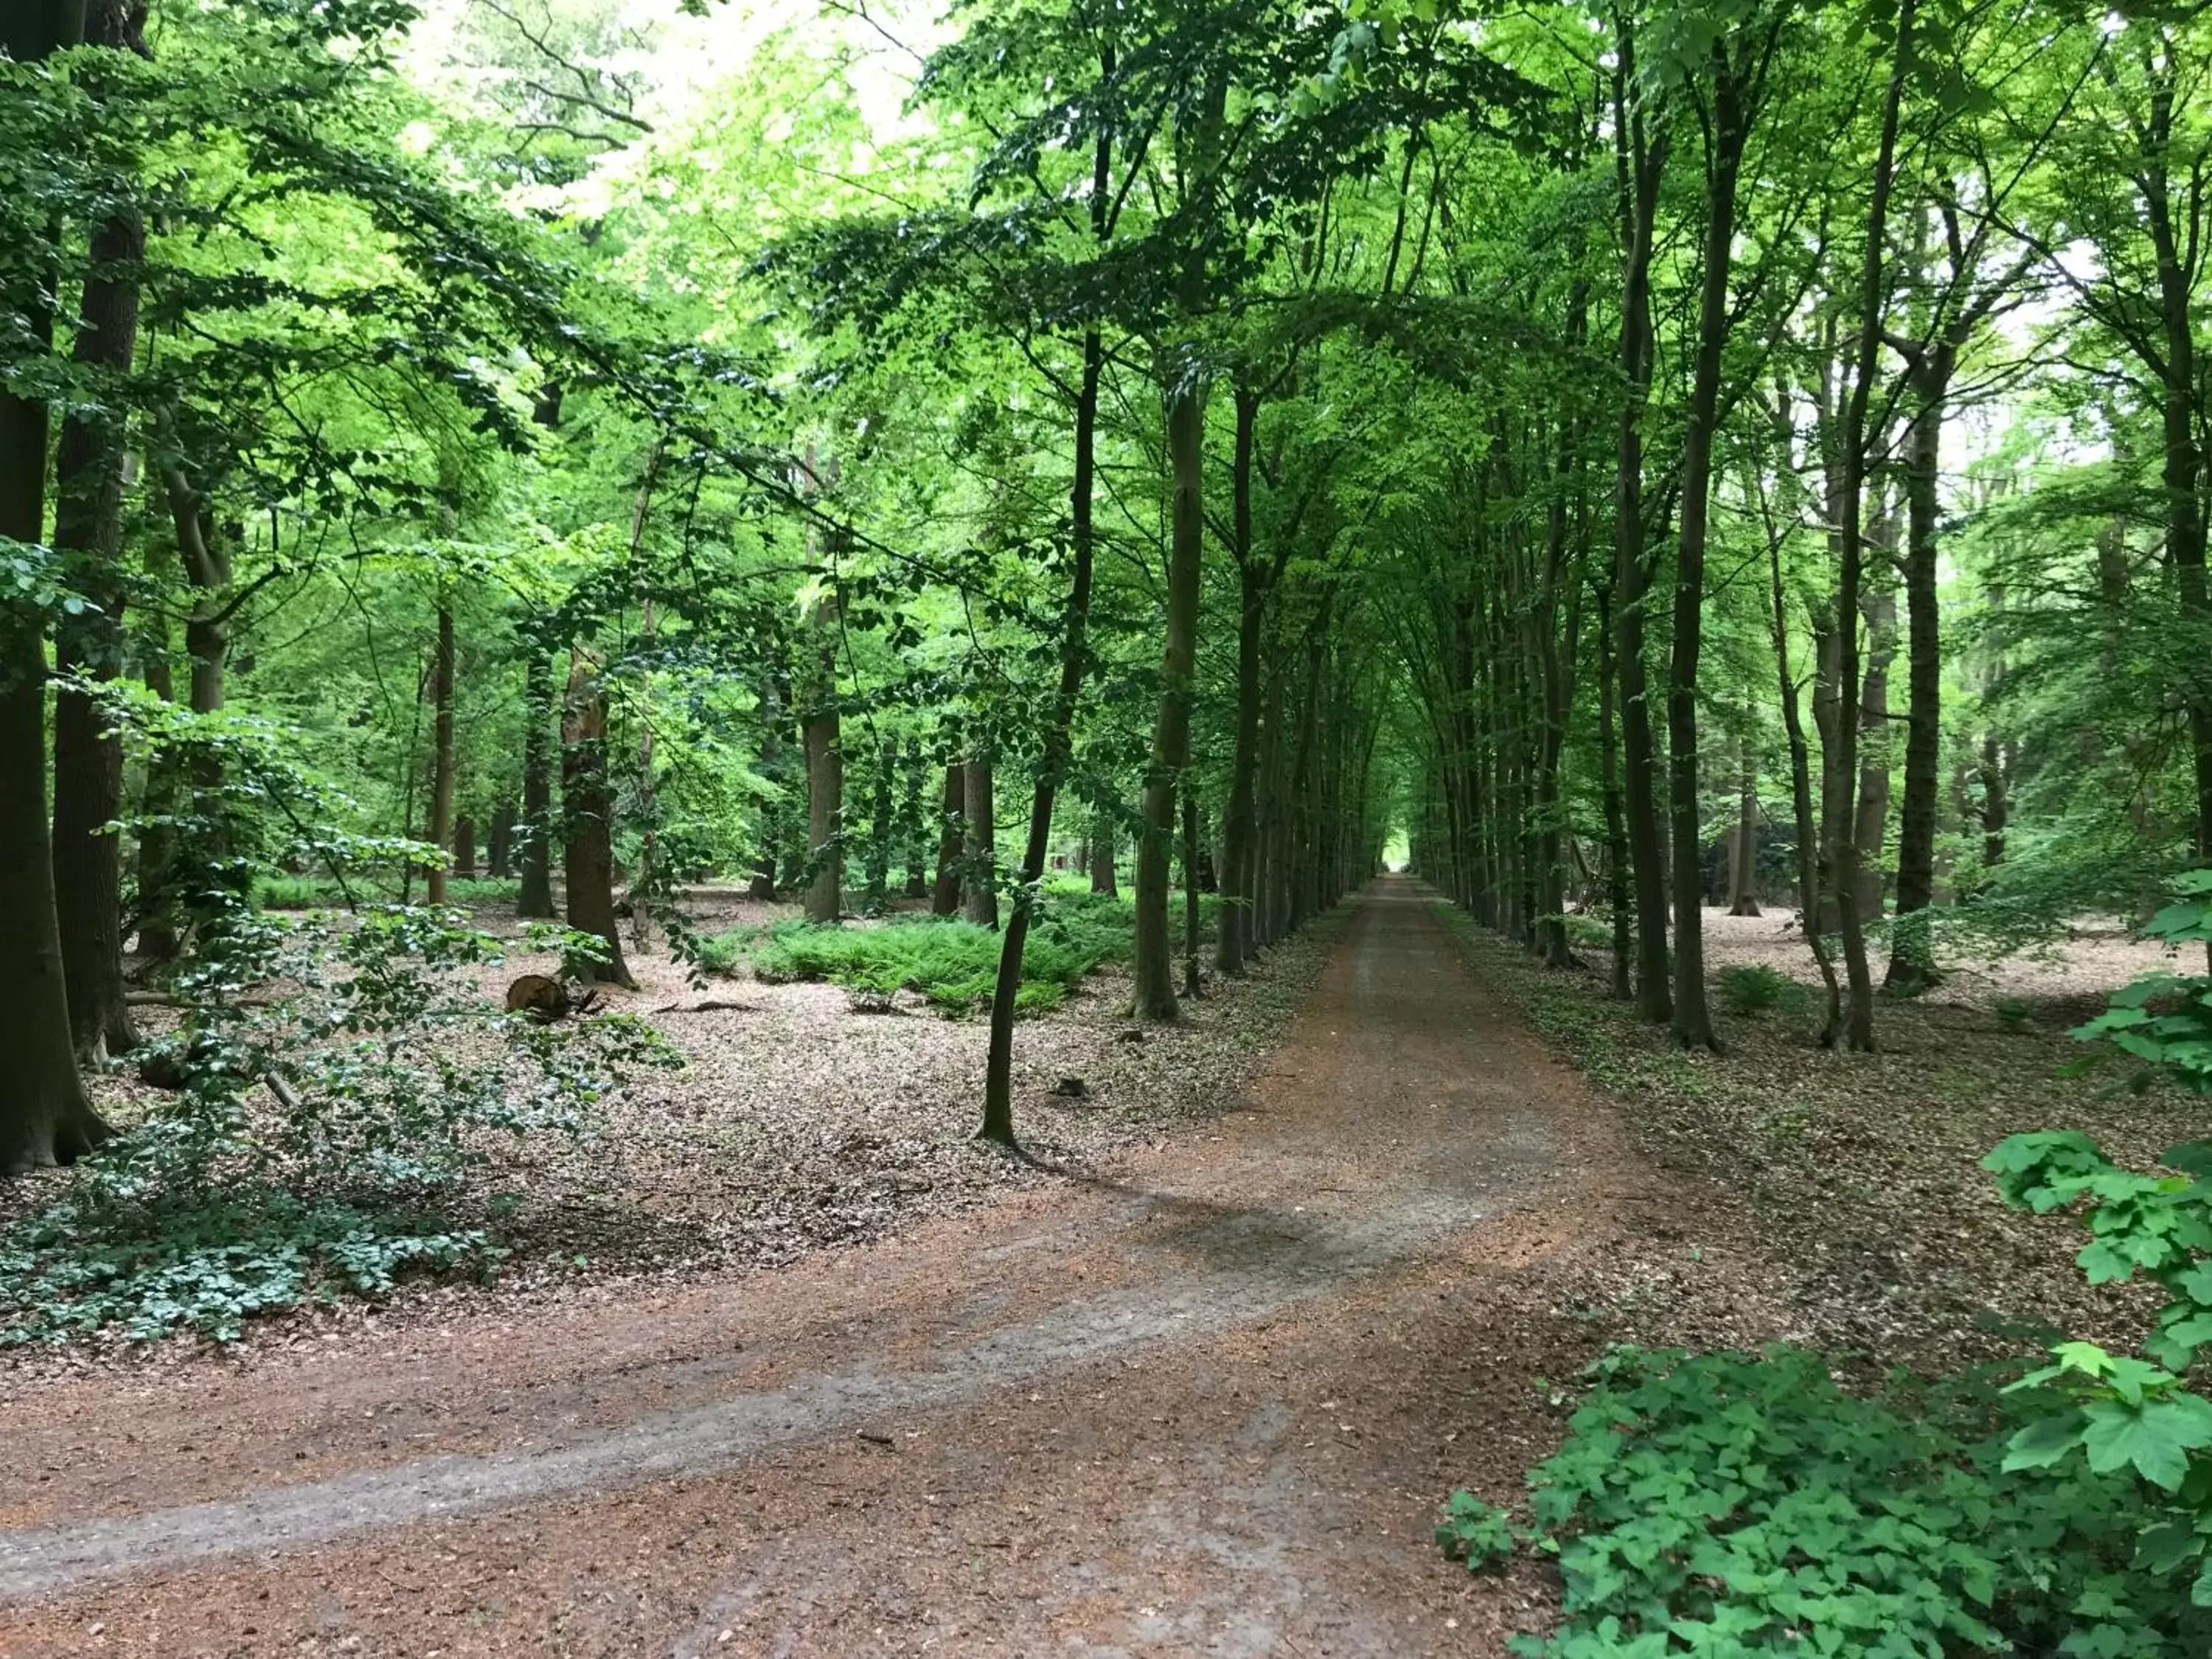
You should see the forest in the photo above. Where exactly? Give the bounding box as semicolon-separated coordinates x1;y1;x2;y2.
6;0;2212;1652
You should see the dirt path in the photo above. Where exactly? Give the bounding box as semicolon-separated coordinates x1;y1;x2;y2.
1;880;1680;1658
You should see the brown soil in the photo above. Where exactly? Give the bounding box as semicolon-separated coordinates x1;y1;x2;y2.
0;881;1786;1658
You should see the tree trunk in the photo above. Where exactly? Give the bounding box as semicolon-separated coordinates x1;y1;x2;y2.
961;750;997;929
561;652;635;989
1596;581;1635;998
1980;734;2008;873
1217;381;1262;976
136;630;180;961
981;262;1109;1141
1885;361;1944;991
902;737;928;899
1131;370;1205;1021
487;803;512;880
518;650;556;918
1089;810;1119;897
1770;494;1843;1026
931;762;964;917
0;0;111;1172
1666;38;1756;1051
1612;40;1671;1024
748;670;782;901
453;814;476;880
1182;781;1202;999
1851;578;1896;924
801;605;843;926
1826;0;1914;1051
50;0;146;1062
865;737;894;914
1727;748;1761;917
427;605;456;904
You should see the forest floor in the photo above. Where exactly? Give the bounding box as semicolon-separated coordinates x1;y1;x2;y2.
0;881;2197;1657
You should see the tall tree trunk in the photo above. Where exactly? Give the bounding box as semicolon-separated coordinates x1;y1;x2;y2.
426;605;456;904
1217;381;1262;976
1182;780;1203;998
1770;508;1843;1024
1886;358;1946;990
51;0;146;1061
453;814;476;880
1667;32;1759;1051
961;751;997;929
1826;0;1913;1050
1131;370;1205;1020
931;762;964;917
981;100;1113;1139
1612;38;1671;1023
1596;580;1635;998
1;0;113;1172
561;652;635;989
518;650;557;918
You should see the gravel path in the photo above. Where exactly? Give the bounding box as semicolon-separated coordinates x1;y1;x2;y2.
1;880;1674;1657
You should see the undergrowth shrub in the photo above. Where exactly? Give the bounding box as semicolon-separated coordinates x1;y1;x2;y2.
1;692;678;1344
706;890;1214;1012
1440;1343;2212;1657
1717;962;1805;1017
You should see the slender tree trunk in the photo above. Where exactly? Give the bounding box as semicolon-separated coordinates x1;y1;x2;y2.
427;605;456;903
1771;517;1842;1024
980;105;1111;1137
1827;0;1913;1050
1613;41;1671;1023
1727;748;1761;917
1182;781;1203;998
1089;810;1119;896
518;650;556;918
1217;381;1262;976
136;628;181;961
1132;370;1205;1020
931;762;964;917
1886;363;1945;991
487;803;512;880
51;0;145;1060
1851;579;1896;924
801;599;843;925
561;653;635;989
748;670;782;901
866;737;894;914
1596;581;1635;998
1667;38;1756;1051
962;751;998;928
901;737;928;899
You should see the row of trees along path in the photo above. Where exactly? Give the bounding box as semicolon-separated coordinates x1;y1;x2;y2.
4;0;2211;1168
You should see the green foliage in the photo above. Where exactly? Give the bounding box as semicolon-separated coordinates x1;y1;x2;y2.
1443;1343;2212;1657
256;873;522;909
1717;963;1805;1018
2064;871;2212;1094
3;700;679;1344
715;891;1200;1013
